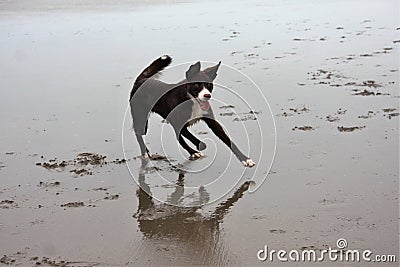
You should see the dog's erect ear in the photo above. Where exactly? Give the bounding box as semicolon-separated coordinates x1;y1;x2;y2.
203;61;221;81
186;61;201;80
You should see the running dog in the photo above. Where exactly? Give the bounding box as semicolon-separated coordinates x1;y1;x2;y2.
129;55;255;167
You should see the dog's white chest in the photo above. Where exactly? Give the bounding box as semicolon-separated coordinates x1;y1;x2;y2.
190;102;207;122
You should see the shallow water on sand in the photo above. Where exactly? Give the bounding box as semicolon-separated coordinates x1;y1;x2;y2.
0;0;398;266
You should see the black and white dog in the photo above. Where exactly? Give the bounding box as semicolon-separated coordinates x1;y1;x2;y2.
129;55;255;167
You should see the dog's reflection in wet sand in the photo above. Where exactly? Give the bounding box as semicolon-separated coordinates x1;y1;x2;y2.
133;158;254;240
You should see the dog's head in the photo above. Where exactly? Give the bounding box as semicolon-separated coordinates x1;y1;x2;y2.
185;61;221;111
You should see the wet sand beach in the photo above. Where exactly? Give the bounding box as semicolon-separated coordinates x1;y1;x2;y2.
0;0;398;266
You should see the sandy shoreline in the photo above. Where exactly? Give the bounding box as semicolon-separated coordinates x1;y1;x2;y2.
0;0;398;266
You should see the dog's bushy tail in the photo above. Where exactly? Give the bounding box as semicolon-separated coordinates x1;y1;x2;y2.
136;55;172;83
130;55;172;101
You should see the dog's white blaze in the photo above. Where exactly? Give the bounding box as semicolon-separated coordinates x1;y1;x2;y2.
188;86;211;121
198;87;211;101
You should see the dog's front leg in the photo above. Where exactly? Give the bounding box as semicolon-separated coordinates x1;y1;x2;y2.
170;122;203;160
178;134;203;160
203;117;255;167
181;127;207;151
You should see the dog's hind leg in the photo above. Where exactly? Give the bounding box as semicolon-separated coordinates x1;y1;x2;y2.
135;132;150;157
132;112;151;158
181;127;207;151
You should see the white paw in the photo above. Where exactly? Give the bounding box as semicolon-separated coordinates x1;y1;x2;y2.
242;158;255;168
189;152;203;160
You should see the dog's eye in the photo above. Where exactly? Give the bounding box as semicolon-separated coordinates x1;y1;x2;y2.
193;83;199;89
204;83;213;91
